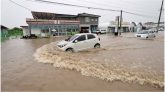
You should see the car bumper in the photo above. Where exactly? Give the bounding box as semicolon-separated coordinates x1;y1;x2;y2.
57;45;67;51
135;34;147;38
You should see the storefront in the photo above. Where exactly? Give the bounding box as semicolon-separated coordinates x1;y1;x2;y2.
23;11;100;37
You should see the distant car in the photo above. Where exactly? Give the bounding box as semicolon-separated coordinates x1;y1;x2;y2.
149;28;157;32
21;34;37;39
135;31;156;39
93;29;107;34
57;33;101;52
100;30;107;34
158;28;164;31
29;34;38;39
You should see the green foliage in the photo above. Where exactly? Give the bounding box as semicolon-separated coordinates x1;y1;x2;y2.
67;31;79;35
8;27;23;36
1;27;23;42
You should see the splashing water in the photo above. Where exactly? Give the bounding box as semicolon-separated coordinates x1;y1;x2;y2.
34;42;164;88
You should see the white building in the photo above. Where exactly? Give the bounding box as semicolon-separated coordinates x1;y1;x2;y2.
108;21;130;33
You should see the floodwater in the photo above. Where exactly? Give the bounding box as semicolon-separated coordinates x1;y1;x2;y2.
2;32;164;92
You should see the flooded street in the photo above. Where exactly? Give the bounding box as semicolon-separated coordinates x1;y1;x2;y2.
2;32;164;92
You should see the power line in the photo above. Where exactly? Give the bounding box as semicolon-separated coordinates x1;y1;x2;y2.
9;0;31;11
9;0;157;19
122;11;156;18
74;0;159;14
8;0;40;19
27;0;156;18
32;0;120;12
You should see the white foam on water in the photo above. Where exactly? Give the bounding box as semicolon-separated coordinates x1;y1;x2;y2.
33;42;164;88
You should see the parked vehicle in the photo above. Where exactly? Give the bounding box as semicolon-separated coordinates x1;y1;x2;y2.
93;29;107;34
158;28;164;31
57;33;101;52
21;34;37;39
135;30;156;39
99;29;107;34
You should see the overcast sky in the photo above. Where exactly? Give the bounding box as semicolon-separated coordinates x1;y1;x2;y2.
1;0;164;28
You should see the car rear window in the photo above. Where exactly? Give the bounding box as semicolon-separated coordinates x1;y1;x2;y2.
87;34;95;39
138;31;148;34
76;35;86;41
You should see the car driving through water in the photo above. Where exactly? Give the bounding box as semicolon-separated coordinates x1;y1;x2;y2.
135;30;156;39
57;33;101;52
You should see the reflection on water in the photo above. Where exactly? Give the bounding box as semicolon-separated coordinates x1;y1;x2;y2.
34;32;164;88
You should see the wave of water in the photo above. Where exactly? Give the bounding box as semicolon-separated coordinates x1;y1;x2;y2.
33;42;164;88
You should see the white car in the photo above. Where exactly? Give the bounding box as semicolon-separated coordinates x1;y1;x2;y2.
135;31;156;39
57;33;101;52
100;30;107;34
93;29;107;34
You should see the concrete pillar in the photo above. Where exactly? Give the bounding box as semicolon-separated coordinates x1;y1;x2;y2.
58;25;59;36
28;24;31;36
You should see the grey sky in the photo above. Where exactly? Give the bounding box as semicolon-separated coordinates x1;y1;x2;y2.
1;0;164;28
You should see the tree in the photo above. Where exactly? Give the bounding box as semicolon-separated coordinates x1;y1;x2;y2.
8;27;23;36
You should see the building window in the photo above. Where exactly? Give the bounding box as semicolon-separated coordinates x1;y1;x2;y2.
95;19;98;21
41;29;49;33
85;17;90;22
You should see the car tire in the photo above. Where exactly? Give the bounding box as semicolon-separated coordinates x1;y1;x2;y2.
94;44;100;48
66;48;74;52
146;36;148;39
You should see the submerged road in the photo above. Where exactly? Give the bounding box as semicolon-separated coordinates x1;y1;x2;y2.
1;32;164;92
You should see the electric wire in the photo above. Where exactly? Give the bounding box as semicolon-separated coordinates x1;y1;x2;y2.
9;0;31;11
9;0;157;19
32;0;156;18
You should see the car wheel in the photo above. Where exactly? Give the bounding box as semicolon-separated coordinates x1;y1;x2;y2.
146;36;148;39
66;48;74;52
94;44;100;48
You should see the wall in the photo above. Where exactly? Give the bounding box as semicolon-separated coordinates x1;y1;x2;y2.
22;27;30;36
31;27;41;36
78;16;99;25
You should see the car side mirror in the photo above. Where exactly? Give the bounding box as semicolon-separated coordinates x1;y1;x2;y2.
73;40;78;43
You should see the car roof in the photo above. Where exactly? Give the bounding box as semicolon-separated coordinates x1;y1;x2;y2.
137;31;147;33
75;33;96;35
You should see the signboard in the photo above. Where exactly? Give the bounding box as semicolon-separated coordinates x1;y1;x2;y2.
54;20;60;24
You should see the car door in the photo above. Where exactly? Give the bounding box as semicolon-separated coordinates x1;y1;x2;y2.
148;31;154;38
86;34;96;49
72;35;87;51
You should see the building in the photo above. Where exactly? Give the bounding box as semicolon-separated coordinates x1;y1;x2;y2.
144;22;164;30
20;26;29;36
98;23;109;32
22;11;100;37
108;21;130;33
129;22;137;32
1;25;9;38
136;22;144;32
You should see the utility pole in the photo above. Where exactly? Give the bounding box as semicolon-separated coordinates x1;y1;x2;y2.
29;24;31;36
115;16;119;36
117;16;119;35
157;0;164;32
119;10;123;35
